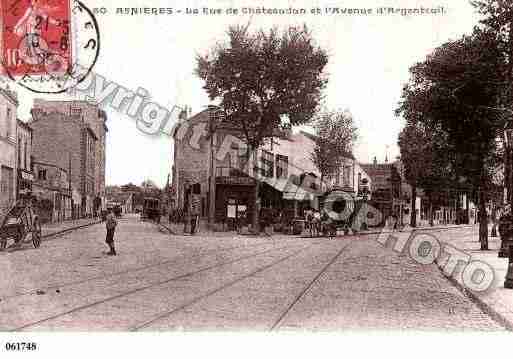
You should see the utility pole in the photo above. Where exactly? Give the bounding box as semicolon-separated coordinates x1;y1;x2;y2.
207;105;221;230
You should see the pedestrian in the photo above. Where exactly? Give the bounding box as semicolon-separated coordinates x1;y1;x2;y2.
182;206;189;233
190;199;199;235
105;209;117;256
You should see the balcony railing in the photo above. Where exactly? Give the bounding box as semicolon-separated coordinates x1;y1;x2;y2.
216;166;247;178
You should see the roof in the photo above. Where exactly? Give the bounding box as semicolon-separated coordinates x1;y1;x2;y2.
171;109;209;138
360;163;398;173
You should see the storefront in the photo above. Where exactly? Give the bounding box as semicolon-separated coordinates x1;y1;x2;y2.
215;176;256;228
17;169;34;199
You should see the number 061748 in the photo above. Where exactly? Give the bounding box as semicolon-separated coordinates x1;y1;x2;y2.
4;342;38;351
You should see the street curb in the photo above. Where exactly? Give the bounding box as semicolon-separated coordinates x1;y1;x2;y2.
157;221;476;239
434;260;513;331
42;221;102;240
298;224;476;239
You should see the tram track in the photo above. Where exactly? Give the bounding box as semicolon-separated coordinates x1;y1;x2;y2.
11;243;310;331
270;242;351;330
130;243;314;331
0;241;272;302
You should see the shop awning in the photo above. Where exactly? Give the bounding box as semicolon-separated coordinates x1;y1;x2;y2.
261;177;316;201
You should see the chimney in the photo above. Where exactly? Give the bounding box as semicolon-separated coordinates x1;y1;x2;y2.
373;156;377;165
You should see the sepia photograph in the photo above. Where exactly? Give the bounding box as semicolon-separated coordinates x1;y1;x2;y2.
0;0;512;357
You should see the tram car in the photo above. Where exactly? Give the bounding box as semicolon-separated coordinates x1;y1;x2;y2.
141;197;161;222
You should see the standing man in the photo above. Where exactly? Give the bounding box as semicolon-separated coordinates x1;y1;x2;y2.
105;209;117;255
190;196;199;235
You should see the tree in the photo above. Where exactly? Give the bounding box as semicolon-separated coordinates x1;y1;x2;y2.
397;120;453;227
472;1;513;203
311;109;358;186
196;25;328;231
397;30;507;249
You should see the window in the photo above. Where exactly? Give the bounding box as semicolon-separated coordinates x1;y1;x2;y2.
343;166;352;187
38;169;47;180
260;150;274;177
24;141;27;170
1;166;14;204
18;137;22;167
276;154;288;179
6;108;11;138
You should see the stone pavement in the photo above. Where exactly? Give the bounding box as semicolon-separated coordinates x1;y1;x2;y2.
432;225;513;329
0;215;504;331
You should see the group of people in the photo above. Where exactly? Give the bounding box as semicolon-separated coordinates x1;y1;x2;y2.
168;205;200;235
304;208;337;237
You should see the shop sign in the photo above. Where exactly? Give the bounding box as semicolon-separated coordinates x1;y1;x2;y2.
216;176;255;186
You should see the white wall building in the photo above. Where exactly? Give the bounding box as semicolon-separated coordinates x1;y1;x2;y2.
0;87;18;218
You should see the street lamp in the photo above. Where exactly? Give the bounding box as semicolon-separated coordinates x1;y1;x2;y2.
501;120;513;288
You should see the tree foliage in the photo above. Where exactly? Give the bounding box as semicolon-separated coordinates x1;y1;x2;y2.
196;25;329;149
397;121;451;191
397;30;506;190
311;109;358;182
196;24;328;230
396;28;507;246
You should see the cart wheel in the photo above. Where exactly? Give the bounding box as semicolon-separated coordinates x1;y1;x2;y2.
32;219;42;248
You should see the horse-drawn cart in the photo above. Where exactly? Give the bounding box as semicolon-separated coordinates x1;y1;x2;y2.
0;201;42;250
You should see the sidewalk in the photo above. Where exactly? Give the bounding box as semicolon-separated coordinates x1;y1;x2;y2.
42;217;101;238
434;225;513;330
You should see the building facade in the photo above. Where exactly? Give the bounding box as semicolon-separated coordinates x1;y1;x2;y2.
0;88;18;218
16;119;34;199
32;100;108;211
172;109;371;229
360;160;407;225
30;104;106;219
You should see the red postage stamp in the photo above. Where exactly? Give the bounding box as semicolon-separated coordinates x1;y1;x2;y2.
1;0;72;77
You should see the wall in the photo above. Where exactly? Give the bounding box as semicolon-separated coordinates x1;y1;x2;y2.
173;112;210;210
0;91;18;217
32;100;107;203
31;112;83;193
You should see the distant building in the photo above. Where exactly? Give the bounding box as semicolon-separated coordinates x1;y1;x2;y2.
0;87;18;218
362;159;471;227
16;119;34;199
360;162;403;224
106;191;134;214
30;102;107;219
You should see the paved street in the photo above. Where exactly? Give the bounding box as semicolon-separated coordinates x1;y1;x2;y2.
0;214;504;331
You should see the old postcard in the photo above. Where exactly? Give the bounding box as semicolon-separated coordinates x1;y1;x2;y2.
0;0;511;357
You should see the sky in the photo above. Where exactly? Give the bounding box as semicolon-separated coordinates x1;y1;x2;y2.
10;0;481;188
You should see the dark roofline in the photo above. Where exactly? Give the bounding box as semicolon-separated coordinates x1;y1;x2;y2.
172;109;209;138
